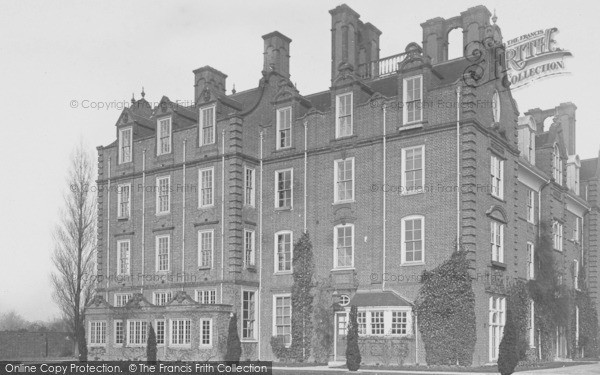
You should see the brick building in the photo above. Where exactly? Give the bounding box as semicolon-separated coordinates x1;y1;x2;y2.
86;3;598;366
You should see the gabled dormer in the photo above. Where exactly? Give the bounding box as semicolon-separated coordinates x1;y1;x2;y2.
331;63;374;139
193;66;243;147
115;97;154;166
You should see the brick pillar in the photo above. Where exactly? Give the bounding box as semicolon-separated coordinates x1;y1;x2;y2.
227;116;244;277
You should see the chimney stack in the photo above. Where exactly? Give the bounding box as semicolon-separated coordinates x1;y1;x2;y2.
193;66;227;104
262;31;292;78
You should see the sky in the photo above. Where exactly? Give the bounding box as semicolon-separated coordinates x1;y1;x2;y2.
0;0;599;322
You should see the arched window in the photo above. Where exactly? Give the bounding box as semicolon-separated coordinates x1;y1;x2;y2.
552;143;562;185
447;28;463;60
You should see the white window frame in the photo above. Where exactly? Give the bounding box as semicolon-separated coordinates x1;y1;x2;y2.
573;216;581;243
491;155;504;199
119;127;132;164
198;167;214;208
492;90;501;123
89;321;107;346
334;158;355;203
276;106;292;149
155;319;166;346
155;234;170;272
401;145;425;194
244;167;255;207
199;318;213;347
127;320;148;346
553;220;563;251
241;289;257;341
274;230;293;273
117;183;131;219
195;289;216;304
156;176;171;214
490;221;505;263
529;300;535;348
244;229;256;268
334;223;354;269
489;296;506;362
335;92;353;138
527;242;535;280
401;215;425;264
170;319;191;347
198;229;214;269
114;320;124;345
157;117;172;156
275;168;293;209
553;143;562;185
199;105;216;146
116;240;131;276
153;291;173;306
403;75;423;125
114;293;132;307
527;189;535;223
273;293;292;347
347;308;413;337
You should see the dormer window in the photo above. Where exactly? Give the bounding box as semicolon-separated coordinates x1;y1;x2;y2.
118;127;132;164
200;106;216;146
277;107;292;149
403;75;423;124
157;117;172;155
335;93;353;138
492;91;501;123
552;143;562;185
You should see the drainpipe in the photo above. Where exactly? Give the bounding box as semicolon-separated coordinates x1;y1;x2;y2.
382;104;387;290
221;129;226;303
106;157;111;301
258;131;264;359
415;313;419;364
181;140;187;291
456;86;461;250
303;122;308;233
141;150;146;293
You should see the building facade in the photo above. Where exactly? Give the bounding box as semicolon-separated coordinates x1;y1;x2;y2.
86;4;598;366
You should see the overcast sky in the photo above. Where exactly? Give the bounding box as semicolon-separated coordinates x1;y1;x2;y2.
1;0;598;322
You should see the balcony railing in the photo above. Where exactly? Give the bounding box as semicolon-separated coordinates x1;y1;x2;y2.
358;52;408;79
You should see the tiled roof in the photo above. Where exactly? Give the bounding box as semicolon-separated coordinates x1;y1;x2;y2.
349;290;412;307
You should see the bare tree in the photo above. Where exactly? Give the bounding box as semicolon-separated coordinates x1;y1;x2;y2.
0;310;29;331
50;143;97;356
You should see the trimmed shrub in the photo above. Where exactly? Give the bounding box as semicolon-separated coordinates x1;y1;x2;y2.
498;309;519;375
225;313;242;362
312;276;334;363
415;250;476;366
346;305;361;371
290;232;314;362
147;323;157;363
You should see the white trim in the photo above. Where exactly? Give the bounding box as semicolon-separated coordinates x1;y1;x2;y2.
491;221;505;263
116;239;131;276
527;189;535;224
244;229;256;268
274;230;293;273
527;242;535;280
335;92;353;138
403;75;423;125
198;167;215;208
274;168;293;209
117;183;131;218
114;319;124;345
241;289;258;341
113;293;132;307
88;320;107;347
276;106;292;149
126;320;148;347
333;223;354;269
199;105;216;146
197;229;214;269
244;166;256;207
491;155;504;199
400;145;425;195
152;290;173;306
333;157;355;203
574;259;580;290
199;318;213;347
195;289;217;304
400;215;425;265
157;116;172;156
272;293;292;347
492;90;501;123
118;127;132;164
156;176;171;214
169;318;192;347
155;234;171;272
154;319;166;346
